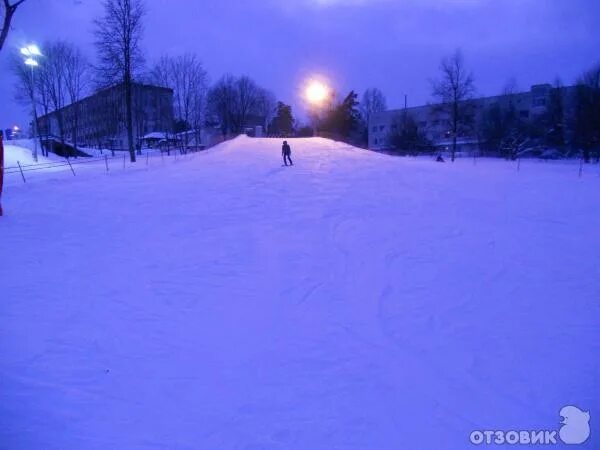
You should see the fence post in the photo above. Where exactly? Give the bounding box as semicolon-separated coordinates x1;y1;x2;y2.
66;158;76;176
0;134;4;216
105;154;109;172
123;153;126;169
579;157;584;178
146;151;149;166
517;157;521;172
17;161;26;183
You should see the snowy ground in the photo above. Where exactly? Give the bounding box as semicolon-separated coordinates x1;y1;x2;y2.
1;136;598;449
2;141;173;183
3;143;60;167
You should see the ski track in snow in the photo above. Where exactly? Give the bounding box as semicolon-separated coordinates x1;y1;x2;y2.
1;136;599;449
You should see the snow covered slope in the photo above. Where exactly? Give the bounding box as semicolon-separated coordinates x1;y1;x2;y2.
1;136;598;449
3;143;58;167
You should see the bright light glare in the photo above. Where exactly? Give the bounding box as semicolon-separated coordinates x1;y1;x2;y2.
305;80;329;105
28;45;42;56
24;58;39;67
21;44;42;57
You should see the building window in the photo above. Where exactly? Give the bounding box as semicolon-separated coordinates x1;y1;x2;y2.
379;125;385;132
520;110;530;119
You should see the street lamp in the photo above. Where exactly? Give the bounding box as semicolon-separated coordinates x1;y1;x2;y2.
21;44;42;162
304;78;331;137
21;44;42;57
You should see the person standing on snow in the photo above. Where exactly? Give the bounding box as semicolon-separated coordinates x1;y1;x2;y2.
282;140;293;166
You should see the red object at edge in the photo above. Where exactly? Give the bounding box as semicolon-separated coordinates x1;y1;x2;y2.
0;133;4;216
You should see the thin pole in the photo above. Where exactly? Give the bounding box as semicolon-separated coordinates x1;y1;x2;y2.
105;154;109;172
17;161;26;183
66;157;76;176
30;65;39;163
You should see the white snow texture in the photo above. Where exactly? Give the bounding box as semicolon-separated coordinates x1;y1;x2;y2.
1;136;598;449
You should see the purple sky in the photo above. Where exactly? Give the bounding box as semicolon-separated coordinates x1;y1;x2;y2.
1;0;599;128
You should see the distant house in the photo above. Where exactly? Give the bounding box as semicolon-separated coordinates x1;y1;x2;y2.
37;82;174;152
140;132;171;148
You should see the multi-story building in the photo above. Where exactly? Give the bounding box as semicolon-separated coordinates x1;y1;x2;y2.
37;82;174;150
369;84;577;153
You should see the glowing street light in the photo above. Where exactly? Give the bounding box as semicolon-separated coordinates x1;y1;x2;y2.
21;44;42;162
305;80;330;106
20;44;42;57
304;78;331;137
24;57;39;67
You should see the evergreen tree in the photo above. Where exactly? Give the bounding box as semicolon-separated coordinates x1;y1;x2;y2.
386;112;431;154
320;90;360;138
269;102;294;135
339;90;360;137
545;84;565;149
572;64;600;162
479;99;526;159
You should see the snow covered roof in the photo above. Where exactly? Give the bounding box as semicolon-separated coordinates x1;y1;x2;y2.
141;132;168;140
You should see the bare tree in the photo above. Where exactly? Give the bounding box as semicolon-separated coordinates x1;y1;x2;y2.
43;42;70;153
95;0;146;162
63;45;90;152
0;0;26;53
360;88;387;125
150;55;171;89
171;54;208;146
207;74;238;137
151;53;208;148
11;49;45;156
13;41;72;156
207;74;269;137
233;76;260;133
189;82;208;148
432;50;476;161
255;88;276;132
35;63;52;154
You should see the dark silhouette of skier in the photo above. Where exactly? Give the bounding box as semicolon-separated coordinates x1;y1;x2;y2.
282;140;293;166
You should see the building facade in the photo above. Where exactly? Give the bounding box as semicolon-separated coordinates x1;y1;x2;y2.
369;84;577;153
38;82;174;150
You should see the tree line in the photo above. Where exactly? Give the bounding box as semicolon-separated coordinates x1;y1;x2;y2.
4;2;599;162
384;51;600;162
307;50;600;163
8;0;295;162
